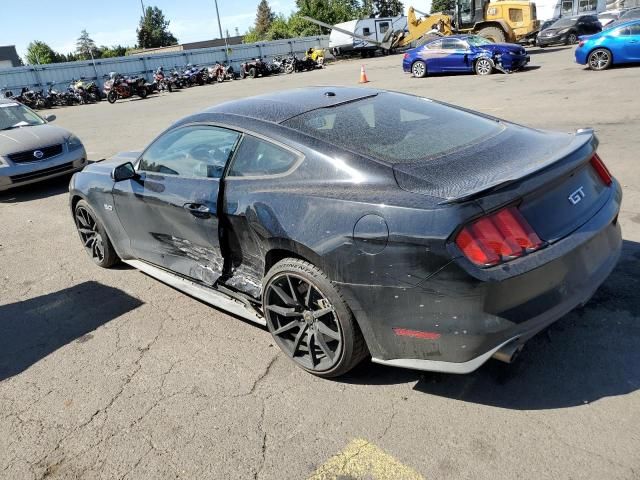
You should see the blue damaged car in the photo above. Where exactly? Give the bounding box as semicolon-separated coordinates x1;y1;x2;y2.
403;34;530;77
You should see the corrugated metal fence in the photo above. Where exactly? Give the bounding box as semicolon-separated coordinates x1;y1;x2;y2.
0;36;329;93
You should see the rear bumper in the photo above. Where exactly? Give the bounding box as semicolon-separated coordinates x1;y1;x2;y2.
0;147;87;192
338;183;622;373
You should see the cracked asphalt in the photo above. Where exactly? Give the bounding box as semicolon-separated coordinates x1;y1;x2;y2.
1;46;639;479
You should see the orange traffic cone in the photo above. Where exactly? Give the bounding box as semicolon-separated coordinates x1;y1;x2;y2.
359;64;369;83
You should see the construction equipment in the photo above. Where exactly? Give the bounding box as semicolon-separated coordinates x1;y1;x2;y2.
304;1;540;51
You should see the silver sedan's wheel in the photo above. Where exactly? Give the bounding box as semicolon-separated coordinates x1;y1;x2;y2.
411;60;427;78
475;58;493;75
588;49;612;71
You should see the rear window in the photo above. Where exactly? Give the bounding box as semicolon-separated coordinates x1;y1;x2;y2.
282;92;503;164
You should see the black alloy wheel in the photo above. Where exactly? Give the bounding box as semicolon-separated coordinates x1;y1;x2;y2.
74;200;118;268
263;259;367;377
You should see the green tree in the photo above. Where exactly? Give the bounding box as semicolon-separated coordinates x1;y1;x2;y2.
361;0;375;17
255;0;276;36
76;29;97;60
98;45;128;58
430;0;455;12
137;6;178;49
373;0;404;16
25;41;62;65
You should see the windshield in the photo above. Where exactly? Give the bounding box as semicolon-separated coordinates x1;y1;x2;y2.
466;35;493;46
550;17;578;28
282;92;503;164
0;102;45;130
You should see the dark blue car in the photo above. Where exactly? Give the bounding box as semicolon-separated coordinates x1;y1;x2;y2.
575;19;640;70
403;34;530;77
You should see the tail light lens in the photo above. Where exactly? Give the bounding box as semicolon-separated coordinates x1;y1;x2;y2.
455;206;543;267
590;153;612;186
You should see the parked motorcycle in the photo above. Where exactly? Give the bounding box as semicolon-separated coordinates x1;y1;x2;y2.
182;64;205;86
208;62;235;83
239;58;271;79
70;78;101;103
103;72;149;104
154;67;173;92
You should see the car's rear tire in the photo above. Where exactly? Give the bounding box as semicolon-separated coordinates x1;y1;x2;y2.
411;60;427;78
263;258;368;378
588;48;612;71
476;26;506;43
74;200;119;268
566;32;578;45
475;57;494;75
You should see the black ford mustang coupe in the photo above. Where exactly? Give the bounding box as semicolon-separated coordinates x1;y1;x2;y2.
69;87;622;377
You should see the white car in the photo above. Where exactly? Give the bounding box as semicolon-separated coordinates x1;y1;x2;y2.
0;98;87;191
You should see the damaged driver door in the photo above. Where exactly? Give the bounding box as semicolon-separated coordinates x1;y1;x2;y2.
113;125;241;285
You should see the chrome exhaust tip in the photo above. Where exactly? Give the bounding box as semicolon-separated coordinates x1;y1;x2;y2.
492;342;524;364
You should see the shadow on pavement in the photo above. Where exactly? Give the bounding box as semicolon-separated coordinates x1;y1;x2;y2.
0;281;143;381
343;240;640;410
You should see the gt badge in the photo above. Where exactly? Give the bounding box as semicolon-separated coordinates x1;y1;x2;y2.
568;186;586;205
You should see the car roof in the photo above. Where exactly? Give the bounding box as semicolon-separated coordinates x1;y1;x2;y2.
202;86;380;124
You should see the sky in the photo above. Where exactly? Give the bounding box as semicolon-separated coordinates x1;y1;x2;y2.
0;0;298;59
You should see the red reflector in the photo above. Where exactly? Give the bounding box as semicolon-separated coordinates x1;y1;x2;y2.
393;328;441;340
578;40;585;47
403;53;409;59
590;153;612;186
455;206;543;267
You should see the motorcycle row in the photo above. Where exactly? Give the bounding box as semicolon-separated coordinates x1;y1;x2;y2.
2;48;326;108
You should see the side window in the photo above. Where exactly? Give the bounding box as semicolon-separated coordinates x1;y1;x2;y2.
363;27;371;36
442;39;467;50
630;24;640;35
228;136;298;177
618;27;631;36
509;8;524;22
427;40;443;49
139;126;240;179
379;22;390;33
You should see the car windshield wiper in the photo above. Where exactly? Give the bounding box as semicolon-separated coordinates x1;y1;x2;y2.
1;122;33;130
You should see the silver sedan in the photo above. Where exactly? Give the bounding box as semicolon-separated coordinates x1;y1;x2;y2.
0;98;87;191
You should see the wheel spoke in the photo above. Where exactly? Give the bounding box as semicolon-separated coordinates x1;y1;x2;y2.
314;330;334;361
316;321;340;341
271;284;296;307
286;275;300;305
312;307;333;319
291;324;308;356
307;328;317;367
83;235;95;248
304;283;313;308
267;304;302;318
273;320;302;336
78;227;94;235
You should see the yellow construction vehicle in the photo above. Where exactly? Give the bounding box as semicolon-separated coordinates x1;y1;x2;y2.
304;2;539;51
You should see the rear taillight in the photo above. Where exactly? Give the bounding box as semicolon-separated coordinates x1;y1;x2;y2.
455;206;543;267
590;153;612;186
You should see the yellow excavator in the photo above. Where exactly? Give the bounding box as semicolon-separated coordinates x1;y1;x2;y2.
303;1;539;51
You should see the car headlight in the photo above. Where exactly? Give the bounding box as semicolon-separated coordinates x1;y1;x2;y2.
67;134;84;151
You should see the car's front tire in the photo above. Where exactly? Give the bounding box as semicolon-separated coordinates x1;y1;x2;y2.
263;258;367;378
588;48;612;71
475;57;494;75
74;200;119;268
411;60;427;78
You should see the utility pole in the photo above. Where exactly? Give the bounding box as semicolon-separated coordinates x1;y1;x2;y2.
213;0;229;61
140;0;145;16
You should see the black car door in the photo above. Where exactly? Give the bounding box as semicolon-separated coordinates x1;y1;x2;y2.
112;125;241;285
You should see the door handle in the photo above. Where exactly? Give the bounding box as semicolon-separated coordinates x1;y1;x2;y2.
183;203;211;218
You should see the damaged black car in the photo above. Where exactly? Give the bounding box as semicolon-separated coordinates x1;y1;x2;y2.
69;87;622;377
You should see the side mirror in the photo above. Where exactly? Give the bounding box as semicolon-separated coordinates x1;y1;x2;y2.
44;114;56;122
112;162;137;182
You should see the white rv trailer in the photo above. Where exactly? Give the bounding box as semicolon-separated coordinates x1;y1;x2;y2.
534;0;607;21
329;16;408;55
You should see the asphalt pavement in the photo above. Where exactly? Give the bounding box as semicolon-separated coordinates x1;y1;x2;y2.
1;46;639;480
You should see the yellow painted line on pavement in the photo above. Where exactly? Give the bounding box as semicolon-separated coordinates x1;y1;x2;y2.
309;438;425;480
